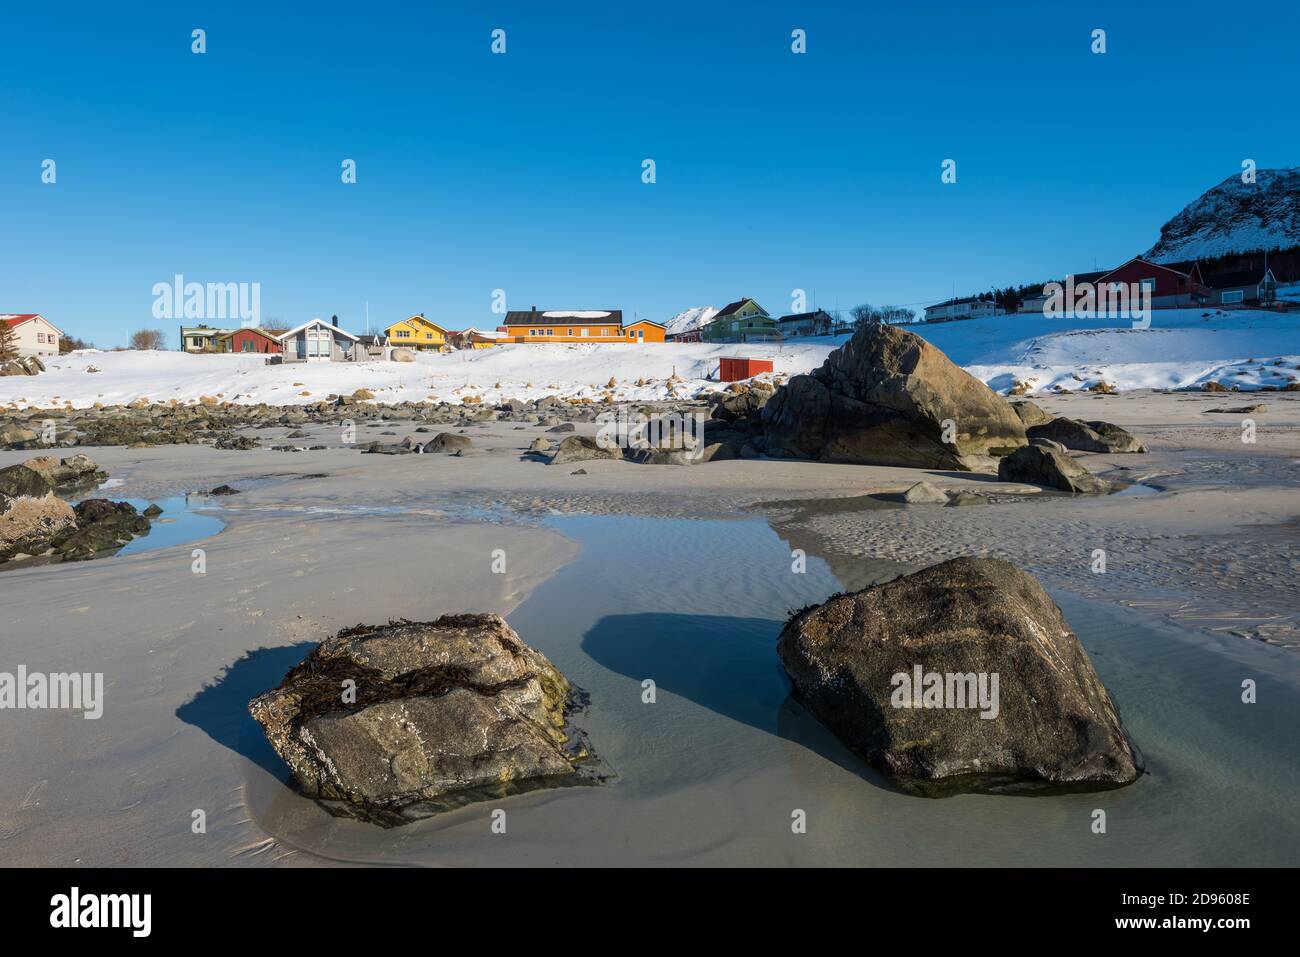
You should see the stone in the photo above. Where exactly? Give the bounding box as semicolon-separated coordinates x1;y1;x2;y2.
423;432;473;453
1009;400;1054;428
1027;418;1145;454
248;614;597;825
548;435;622;466
777;557;1142;794
902;481;950;504
997;444;1112;494
761;322;1026;470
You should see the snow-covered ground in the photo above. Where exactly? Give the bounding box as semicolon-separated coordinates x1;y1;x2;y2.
2;341;832;409
5;308;1298;409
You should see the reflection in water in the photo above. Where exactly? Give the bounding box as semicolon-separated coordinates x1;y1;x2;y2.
231;513;1300;866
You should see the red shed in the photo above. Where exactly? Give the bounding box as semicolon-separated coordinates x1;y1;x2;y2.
224;327;282;354
718;356;774;382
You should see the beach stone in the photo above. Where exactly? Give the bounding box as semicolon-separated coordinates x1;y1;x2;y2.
902;481;950;504
0;491;78;563
997;444;1112;494
945;490;988;507
51;499;150;559
19;454;106;490
761;322;1027;470
527;438;552;453
248;613;595;825
1029;437;1068;453
777;556;1142;794
712;386;771;423
549;435;622;466
1009;400;1054;428
0;462;56;499
1027;417;1145;454
546;422;576;433
423;432;473;453
209;484;240;495
0;425;39;447
390;348;416;362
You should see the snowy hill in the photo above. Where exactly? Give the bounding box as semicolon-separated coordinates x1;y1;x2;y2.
1145;167;1300;263
664;306;719;336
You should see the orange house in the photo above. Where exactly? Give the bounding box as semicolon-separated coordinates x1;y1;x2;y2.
502;308;625;342
623;319;666;343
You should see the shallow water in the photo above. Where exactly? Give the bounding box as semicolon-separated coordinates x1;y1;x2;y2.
244;513;1300;866
116;496;226;556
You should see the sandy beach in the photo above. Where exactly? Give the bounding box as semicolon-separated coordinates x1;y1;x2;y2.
2;388;1297;866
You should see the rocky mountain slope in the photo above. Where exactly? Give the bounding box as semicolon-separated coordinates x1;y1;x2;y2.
1146;167;1300;263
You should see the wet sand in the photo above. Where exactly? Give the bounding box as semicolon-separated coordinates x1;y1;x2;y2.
1;389;1297;865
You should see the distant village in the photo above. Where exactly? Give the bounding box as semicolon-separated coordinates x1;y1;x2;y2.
1;255;1285;368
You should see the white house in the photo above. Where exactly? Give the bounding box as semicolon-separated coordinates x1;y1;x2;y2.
275;318;360;362
2;314;63;357
923;297;1005;323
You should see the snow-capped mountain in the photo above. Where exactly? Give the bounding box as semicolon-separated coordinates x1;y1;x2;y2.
1145;167;1300;263
664;305;719;336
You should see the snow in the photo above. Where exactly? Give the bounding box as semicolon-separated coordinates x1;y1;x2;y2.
664;306;719;336
6;309;1298;410
3;342;834;410
1145;167;1300;263
540;311;611;319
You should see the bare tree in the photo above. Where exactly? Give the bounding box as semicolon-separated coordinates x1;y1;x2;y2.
129;329;166;351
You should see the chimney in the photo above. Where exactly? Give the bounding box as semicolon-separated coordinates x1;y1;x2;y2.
530;304;536;312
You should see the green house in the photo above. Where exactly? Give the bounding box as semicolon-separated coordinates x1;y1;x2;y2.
701;298;779;342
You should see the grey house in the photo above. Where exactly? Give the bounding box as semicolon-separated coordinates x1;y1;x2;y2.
1204;267;1278;305
276;318;360;362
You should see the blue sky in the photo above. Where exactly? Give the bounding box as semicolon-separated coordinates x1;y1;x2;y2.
3;0;1297;346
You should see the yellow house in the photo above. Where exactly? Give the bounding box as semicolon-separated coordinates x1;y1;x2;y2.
383;314;449;351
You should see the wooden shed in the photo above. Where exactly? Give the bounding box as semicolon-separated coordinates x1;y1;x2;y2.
718;356;774;382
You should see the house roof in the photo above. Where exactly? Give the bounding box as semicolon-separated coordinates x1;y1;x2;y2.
713;298;766;320
3;313;65;335
1099;257;1204;284
777;310;832;322
928;297;989;308
276;318;360;341
386;314;447;333
625;318;666;329
1204;268;1273;289
503;310;623;326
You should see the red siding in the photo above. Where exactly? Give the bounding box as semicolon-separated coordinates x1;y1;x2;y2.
1097;260;1208;299
229;329;282;353
719;357;774;382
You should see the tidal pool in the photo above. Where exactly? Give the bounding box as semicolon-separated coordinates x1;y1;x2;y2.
244;513;1300;866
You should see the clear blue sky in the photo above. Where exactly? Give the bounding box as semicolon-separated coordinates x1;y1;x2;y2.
3;0;1296;347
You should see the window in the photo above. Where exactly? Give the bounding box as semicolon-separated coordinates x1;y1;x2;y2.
1141;278;1156;292
546;328;554;336
581;328;589;337
1221;290;1244;304
567;328;573;336
242;340;254;352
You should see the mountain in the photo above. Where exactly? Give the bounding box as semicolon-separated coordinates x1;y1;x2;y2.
1145;167;1300;263
664;305;719;336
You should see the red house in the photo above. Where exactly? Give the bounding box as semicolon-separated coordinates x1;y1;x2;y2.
219;327;283;354
1095;257;1209;309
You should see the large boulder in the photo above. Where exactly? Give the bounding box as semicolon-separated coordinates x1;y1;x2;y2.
423;432;473;453
17;454;107;490
1009;400;1054;428
997;444;1112;494
249;614;596;825
0;462;55;499
1027;418;1146;454
777;557;1142;794
0;491;78;563
51;500;151;559
761;322;1026;470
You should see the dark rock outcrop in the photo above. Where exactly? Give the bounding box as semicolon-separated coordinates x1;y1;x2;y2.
1027;417;1146;454
777;557;1142;795
761;323;1027;470
249;614;598;825
998;445;1113;494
